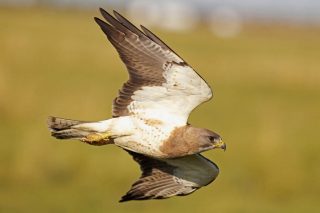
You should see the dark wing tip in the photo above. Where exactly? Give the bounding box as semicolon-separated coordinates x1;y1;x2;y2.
98;7;129;34
119;195;135;203
93;17;103;25
99;7;107;15
119;192;144;202
93;17;110;34
119;198;127;203
113;9;120;16
94;16;110;29
112;10;128;23
119;192;154;203
140;25;147;32
99;7;111;20
112;10;146;37
94;16;125;41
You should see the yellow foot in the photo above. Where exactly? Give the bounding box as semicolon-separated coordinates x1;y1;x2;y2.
81;132;113;145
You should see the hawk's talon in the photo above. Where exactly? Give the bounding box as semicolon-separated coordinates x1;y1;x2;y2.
81;132;112;144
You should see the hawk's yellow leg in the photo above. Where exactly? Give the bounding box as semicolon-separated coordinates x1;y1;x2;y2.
81;132;113;146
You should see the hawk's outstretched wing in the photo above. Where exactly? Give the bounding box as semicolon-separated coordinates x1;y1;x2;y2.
120;151;219;202
94;9;212;125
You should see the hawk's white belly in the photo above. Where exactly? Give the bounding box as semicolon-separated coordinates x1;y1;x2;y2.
113;116;176;157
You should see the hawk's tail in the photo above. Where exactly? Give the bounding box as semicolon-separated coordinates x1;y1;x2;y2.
47;116;89;140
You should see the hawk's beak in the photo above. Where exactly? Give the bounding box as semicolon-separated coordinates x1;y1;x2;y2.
213;138;226;151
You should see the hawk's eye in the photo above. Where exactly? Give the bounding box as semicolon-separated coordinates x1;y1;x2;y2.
209;135;221;142
208;136;216;141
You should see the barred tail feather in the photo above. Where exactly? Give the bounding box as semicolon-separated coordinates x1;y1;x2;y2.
47;116;86;130
47;116;89;140
51;129;90;140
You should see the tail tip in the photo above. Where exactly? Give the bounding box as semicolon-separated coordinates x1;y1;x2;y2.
47;116;55;129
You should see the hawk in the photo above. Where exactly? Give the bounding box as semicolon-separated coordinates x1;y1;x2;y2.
48;8;226;202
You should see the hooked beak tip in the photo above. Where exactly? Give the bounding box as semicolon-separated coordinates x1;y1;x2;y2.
221;143;226;151
214;139;226;151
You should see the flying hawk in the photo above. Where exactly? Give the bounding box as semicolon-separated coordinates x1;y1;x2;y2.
48;8;226;202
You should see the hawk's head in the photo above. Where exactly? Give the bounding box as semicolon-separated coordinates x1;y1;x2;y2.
197;128;227;152
185;127;226;153
159;125;226;158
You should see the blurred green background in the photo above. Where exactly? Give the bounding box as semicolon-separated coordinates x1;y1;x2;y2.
1;6;320;213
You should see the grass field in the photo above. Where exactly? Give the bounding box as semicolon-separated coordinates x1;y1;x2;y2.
0;7;320;212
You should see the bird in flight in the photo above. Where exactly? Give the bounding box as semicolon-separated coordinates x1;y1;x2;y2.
48;8;226;202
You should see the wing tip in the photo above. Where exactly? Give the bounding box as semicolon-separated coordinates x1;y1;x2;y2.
119;193;147;203
94;16;109;28
113;9;120;17
119;195;130;203
119;195;133;203
93;16;102;24
99;7;107;15
118;198;127;203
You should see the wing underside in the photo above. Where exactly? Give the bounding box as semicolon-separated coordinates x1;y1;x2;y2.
94;9;212;122
120;151;219;202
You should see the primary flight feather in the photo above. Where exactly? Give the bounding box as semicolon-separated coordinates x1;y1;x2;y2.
48;8;225;202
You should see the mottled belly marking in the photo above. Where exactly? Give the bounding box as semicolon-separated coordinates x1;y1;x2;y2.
144;119;163;126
